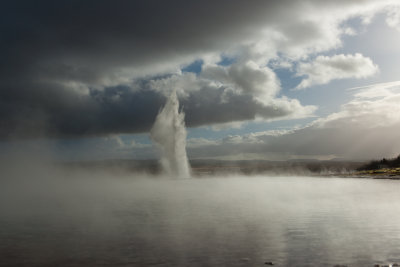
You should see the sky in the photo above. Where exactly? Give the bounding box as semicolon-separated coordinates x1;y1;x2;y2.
1;0;400;161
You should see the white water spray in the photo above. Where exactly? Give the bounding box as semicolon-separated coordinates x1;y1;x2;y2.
150;90;191;178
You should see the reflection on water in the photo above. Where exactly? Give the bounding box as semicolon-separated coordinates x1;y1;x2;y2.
1;175;400;266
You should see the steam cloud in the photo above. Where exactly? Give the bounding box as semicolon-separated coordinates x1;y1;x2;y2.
150;91;191;178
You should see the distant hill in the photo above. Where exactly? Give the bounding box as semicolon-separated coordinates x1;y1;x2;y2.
357;155;400;171
58;158;365;176
190;159;364;175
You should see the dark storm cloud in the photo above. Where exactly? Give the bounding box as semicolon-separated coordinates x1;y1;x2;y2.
0;0;295;138
0;0;283;83
0;77;306;138
0;0;393;138
0;83;164;138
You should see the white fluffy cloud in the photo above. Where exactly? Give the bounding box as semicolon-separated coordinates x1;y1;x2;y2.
296;53;379;89
201;61;280;103
149;64;316;125
386;5;400;31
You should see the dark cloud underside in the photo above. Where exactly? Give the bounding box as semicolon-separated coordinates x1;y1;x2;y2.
0;0;392;138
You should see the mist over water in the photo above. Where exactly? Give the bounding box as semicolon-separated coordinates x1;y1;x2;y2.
150;90;191;178
2;163;400;267
1;145;400;266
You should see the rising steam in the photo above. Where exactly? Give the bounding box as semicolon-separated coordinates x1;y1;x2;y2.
150;90;191;178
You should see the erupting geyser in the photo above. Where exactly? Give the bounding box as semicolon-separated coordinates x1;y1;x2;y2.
150;90;191;178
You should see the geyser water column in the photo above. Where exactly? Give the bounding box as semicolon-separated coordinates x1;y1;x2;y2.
150;90;191;178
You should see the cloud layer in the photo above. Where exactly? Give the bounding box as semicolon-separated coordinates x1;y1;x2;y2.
185;82;400;160
0;0;399;138
296;54;379;89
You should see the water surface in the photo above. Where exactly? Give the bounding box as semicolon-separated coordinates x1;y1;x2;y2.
1;175;400;266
